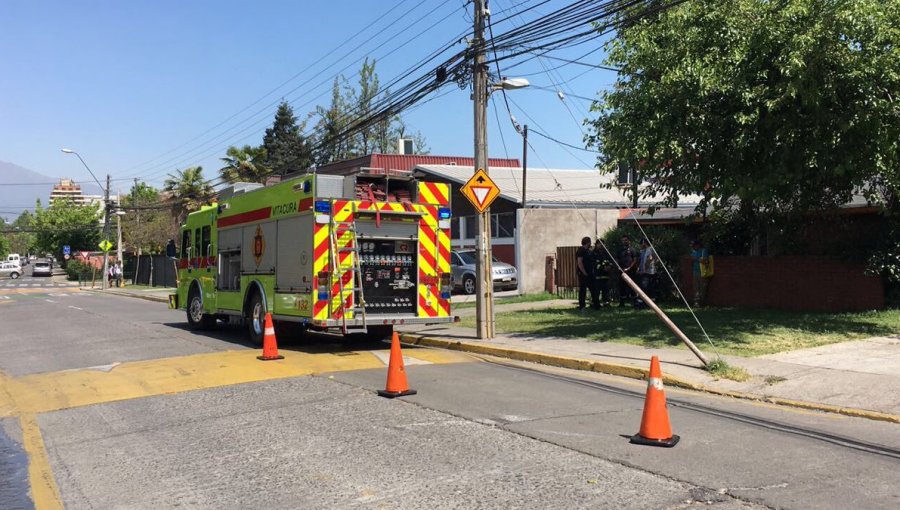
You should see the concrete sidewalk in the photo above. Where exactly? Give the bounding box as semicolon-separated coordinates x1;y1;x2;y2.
93;287;900;422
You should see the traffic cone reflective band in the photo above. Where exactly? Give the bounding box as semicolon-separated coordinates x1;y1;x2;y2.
377;332;417;398
257;312;284;361
630;355;679;447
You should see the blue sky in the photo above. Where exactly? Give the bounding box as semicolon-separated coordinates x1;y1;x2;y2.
1;0;617;202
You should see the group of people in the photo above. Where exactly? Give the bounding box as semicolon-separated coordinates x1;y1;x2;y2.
576;235;711;311
107;262;123;288
576;235;658;310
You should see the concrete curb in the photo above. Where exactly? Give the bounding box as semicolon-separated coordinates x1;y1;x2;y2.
399;332;900;425
84;288;169;304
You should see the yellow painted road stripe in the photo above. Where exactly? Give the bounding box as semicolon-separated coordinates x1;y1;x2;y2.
5;347;474;416
7;350;383;414
20;413;64;510
1;346;473;509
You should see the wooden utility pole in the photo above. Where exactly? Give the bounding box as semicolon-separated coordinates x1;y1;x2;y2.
473;0;494;339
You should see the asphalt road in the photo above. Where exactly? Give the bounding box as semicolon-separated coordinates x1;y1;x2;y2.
1;289;898;509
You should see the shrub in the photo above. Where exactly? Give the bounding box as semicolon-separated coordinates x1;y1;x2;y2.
65;260;95;281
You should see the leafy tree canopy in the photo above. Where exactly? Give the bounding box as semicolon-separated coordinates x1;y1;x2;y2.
314;58;428;166
32;199;101;256
123;182;173;254
587;0;900;216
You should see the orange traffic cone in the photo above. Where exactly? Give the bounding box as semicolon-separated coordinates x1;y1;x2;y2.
630;355;679;447
377;332;417;398
257;312;284;361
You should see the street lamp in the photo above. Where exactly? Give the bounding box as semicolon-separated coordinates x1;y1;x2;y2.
471;0;529;339
61;148;111;290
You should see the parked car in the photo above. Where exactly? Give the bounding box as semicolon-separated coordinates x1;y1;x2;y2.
450;250;518;294
0;261;21;279
32;260;52;277
6;253;21;266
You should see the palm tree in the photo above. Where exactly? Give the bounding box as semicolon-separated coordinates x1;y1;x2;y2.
219;145;269;183
163;166;214;225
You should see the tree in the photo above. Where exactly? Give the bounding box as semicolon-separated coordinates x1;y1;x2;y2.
314;76;354;165
263;101;314;175
586;0;900;217
122;182;172;254
31;199;101;257
314;59;428;165
219;145;270;183
163;166;214;226
0;218;10;258
4;209;36;255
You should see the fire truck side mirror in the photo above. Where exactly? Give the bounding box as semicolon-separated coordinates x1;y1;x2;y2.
166;240;177;259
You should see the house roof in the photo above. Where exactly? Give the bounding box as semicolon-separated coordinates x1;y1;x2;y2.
414;164;703;209
315;153;520;175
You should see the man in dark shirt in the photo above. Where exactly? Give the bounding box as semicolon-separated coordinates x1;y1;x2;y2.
593;239;613;306
576;236;600;310
618;235;638;307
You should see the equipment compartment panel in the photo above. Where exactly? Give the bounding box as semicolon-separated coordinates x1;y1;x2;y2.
359;239;417;314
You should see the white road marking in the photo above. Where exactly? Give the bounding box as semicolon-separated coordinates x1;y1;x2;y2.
370;351;432;366
68;305;83;310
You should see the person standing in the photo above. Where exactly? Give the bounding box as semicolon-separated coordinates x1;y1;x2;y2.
617;235;637;307
576;236;600;310
637;238;657;308
114;262;123;288
593;239;613;306
690;240;710;306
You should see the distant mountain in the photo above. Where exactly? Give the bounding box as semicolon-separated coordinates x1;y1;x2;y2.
0;160;103;222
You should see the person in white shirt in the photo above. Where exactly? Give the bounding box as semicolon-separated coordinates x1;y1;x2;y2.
636;238;657;308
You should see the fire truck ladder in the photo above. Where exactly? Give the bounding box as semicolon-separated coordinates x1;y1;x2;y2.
329;212;367;335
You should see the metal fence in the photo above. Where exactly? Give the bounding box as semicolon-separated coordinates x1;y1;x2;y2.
555;246;579;299
128;255;178;287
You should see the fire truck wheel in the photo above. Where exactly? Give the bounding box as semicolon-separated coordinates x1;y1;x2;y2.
246;292;265;346
187;287;215;330
463;274;476;295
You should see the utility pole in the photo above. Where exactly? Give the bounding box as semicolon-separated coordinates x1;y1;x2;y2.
521;124;528;208
473;0;494;339
101;174;111;290
133;178;141;285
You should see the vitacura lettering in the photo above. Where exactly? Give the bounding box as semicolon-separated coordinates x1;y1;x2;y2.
273;201;297;216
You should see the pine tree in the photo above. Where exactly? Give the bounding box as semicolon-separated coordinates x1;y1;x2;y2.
263;101;313;175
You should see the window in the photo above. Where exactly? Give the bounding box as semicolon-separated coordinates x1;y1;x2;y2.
492;212;516;238
201;226;211;258
181;229;192;258
194;229;202;259
457;251;477;264
450;217;461;240
464;216;477;239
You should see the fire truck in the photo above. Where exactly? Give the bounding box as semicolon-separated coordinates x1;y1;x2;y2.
169;170;455;344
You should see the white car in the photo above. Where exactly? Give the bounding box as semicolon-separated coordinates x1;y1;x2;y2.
32;260;53;277
0;261;22;279
450;250;518;294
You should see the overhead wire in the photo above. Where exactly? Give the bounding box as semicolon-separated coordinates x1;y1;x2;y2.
120;0;418;176
128;0;466;184
121;0;692;211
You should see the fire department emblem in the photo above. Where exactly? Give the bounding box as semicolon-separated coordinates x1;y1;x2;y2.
253;225;265;266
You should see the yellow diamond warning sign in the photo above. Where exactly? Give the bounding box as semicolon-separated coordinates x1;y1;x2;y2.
461;168;501;213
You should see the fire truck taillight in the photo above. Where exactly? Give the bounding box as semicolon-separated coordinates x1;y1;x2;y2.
317;271;330;300
439;272;452;299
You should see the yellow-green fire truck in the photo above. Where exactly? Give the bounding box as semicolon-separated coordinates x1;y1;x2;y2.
170;171;455;344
